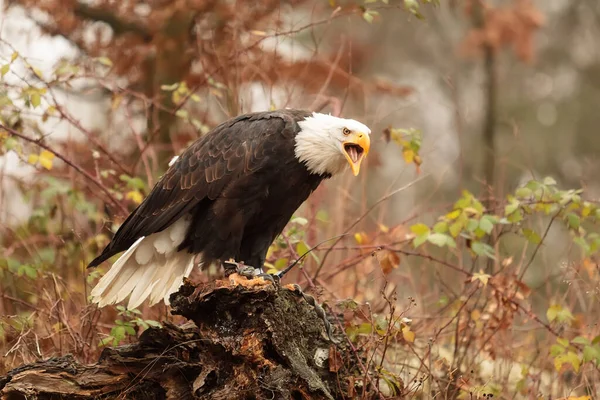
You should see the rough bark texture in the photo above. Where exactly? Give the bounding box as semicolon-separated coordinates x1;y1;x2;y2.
0;276;358;399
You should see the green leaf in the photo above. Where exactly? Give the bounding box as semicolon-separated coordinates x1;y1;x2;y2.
18;264;37;279
543;176;557;186
572;336;591;346
413;234;428;248
433;221;448;233
145;320;162;328
112;325;126;342
567;213;581;230
522;228;541;244
1;64;9;77
557;337;570;347
554;351;580;373
362;9;379;23
550;344;565;356
449;221;463;237
547;305;560;323
471;241;496;259
515;187;532;198
466;219;479;232
479;216;494;234
296;240;310;257
507;209;523;223
583;345;600;363
548;305;575;324
30;93;41;108
505;198;520;216
427;233;448;247
410;223;430;236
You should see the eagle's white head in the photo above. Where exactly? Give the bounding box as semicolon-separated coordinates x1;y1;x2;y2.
295;112;371;176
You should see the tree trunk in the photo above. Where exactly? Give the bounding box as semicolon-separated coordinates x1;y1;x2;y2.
0;277;364;399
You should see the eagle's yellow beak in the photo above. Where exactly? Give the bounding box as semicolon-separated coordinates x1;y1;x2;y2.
343;132;370;176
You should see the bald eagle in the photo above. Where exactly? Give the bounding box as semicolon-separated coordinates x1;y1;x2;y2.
88;109;371;309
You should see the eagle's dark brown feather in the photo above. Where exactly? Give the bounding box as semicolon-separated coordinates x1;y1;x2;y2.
88;109;323;269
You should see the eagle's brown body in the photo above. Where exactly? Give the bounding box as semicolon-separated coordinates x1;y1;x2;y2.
88;108;370;309
89;109;327;272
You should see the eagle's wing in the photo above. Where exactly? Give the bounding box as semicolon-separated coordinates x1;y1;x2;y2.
88;111;304;268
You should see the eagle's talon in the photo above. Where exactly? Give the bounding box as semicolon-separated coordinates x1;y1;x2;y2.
237;265;257;279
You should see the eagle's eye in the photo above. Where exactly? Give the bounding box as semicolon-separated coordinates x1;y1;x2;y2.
342;127;351;136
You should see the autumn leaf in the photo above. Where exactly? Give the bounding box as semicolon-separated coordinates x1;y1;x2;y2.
354;232;370;245
554;351;581;373
39;150;55;170
126;190;143;205
471;269;491;286
27;154;39;165
402;326;415;343
547;304;575;324
410;223;430;236
379;251;400;275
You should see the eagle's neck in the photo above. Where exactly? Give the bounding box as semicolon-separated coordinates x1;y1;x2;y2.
294;113;347;176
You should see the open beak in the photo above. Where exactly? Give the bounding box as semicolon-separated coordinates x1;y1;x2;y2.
343;132;370;176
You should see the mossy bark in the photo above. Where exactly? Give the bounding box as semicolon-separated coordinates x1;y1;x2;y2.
0;278;359;399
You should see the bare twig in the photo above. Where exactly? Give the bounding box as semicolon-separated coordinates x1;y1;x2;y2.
0;124;127;214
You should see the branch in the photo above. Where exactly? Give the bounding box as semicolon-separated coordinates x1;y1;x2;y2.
313;173;430;280
73;2;151;40
472;1;497;200
0;124;127;215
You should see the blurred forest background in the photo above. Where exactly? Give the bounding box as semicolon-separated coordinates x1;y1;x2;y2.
1;0;600;398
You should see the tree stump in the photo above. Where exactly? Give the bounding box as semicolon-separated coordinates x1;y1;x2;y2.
0;276;360;399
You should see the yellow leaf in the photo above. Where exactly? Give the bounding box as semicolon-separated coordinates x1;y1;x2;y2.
402;148;414;164
126;190;143;205
471;269;491;286
27;154;39;165
378;223;389;233
31;92;41;108
354;232;369;245
266;244;276;259
96;56;113;67
471;309;481;321
446;209;461;220
39;150;54;170
112;95;123;110
402;326;415;343
296;240;310;257
250;30;267;36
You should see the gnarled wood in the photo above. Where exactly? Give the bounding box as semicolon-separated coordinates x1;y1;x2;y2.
1;277;361;399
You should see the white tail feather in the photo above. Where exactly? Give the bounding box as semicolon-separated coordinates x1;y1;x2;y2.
91;215;195;309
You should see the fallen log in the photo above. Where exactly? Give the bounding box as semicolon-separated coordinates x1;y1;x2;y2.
0;275;364;399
